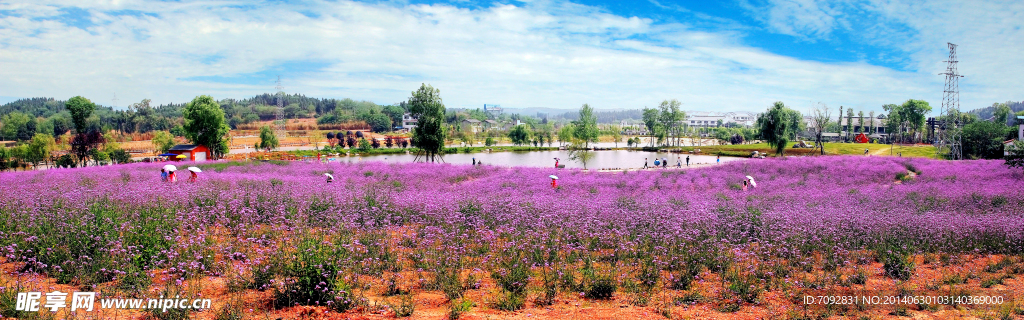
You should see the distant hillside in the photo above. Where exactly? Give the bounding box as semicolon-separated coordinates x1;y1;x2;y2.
966;101;1024;125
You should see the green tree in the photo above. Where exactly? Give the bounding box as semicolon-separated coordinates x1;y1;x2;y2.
26;133;55;168
1006;140;1024;176
810;102;831;155
568;104;599;169
641;107;660;147
110;149;131;164
365;113;393;133
846;107;853;141
382;105;406;127
992;102;1012;125
899;99;932;143
573;104;598;148
962;120;1011;159
557;124;574;147
609;125;622;148
868;111;875;134
66;96;96;134
858;111;865;133
756;101;791;156
259;125;279;150
408;84;447;162
658;99;684;146
883;103;903;143
358;138;371;152
152;131;176;154
1;112;33;141
50;115;72;137
182;95;230;159
508;125;531;146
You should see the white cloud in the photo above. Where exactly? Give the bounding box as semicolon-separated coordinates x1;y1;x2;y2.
739;0;1024;111
0;0;1016;115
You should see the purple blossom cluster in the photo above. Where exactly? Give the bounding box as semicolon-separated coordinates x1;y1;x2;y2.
0;156;1021;303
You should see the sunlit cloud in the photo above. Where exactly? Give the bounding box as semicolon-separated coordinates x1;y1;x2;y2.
0;0;1019;114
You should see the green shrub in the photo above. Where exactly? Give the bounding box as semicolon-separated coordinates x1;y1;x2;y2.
389;293;415;317
492;291;525;311
585;275;617;300
447;298;473;320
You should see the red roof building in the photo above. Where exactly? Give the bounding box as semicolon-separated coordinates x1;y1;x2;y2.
168;144;211;161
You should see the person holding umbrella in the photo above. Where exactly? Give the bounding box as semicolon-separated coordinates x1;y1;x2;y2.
746;176;757;189
325;173;334;183
163;164;177;183
187;167;202;182
550;175;558;189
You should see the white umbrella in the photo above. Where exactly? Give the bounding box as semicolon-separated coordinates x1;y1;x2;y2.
746;176;756;188
324;173;334;179
163;164;177;171
549;175;558;180
187;167;202;173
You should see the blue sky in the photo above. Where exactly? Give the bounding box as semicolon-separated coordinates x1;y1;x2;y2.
1;0;1021;114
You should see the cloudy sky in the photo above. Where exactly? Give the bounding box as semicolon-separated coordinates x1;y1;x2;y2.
0;0;1021;114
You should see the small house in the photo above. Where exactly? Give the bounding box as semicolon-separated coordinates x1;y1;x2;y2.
169;144;211;161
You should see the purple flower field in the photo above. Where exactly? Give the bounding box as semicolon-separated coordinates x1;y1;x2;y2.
1;156;1022;318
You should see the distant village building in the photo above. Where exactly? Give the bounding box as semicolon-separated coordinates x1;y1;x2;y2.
685;111;756;127
1006;116;1024;156
401;113;418;130
461;119;482;133
484;104;502;116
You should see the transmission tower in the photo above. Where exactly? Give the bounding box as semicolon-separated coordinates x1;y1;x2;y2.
936;42;963;160
275;76;286;140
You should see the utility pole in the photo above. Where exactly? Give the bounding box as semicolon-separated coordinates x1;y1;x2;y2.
936;43;964;160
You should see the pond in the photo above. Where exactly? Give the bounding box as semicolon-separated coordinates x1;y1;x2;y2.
329;149;745;170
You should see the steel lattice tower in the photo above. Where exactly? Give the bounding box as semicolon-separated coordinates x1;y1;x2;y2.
937;42;963;160
275;76;286;140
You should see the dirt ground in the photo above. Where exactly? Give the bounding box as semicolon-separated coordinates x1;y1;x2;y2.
2;253;1022;320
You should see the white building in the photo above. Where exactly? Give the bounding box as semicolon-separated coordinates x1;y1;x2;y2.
685;111;756;127
401;113;418;130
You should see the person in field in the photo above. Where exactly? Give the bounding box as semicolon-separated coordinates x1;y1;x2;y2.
643;158;648;169
686;155;690;167
676;157;682;168
662;158;667;168
188;171;198;183
742;180;748;191
161;168;168;182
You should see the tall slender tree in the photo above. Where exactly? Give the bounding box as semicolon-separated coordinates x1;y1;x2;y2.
182;95;230;159
408;84;447;162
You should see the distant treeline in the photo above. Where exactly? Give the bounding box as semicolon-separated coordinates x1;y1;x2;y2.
0;93;407;141
967;101;1024;126
551;109;644;123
